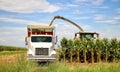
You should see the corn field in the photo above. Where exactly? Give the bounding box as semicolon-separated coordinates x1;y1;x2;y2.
56;37;120;63
0;45;27;51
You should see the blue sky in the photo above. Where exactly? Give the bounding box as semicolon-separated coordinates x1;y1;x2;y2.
0;0;120;47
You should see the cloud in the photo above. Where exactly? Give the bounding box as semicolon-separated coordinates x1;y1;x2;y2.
96;19;118;24
91;0;104;6
114;15;120;20
81;25;92;31
0;0;60;13
111;0;120;2
0;27;26;47
116;8;120;14
56;23;79;41
73;10;84;14
73;16;91;20
94;14;105;20
55;3;79;10
66;3;78;7
75;0;104;6
94;14;120;24
0;17;47;25
75;0;87;2
99;26;120;39
92;6;109;9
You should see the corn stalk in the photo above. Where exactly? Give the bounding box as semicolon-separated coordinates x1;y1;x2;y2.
60;37;68;62
74;38;81;63
67;39;74;64
81;38;87;63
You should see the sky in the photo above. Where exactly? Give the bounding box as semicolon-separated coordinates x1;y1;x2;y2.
0;0;120;47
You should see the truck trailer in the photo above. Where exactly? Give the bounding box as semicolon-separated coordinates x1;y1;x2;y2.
25;25;57;61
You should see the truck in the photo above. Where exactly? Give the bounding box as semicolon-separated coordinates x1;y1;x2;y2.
25;25;57;61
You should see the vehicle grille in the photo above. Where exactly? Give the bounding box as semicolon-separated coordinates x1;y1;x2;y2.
35;48;49;55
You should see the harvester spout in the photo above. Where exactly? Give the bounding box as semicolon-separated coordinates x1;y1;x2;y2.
49;16;84;32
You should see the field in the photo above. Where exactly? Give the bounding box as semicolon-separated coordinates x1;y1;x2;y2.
0;45;120;72
0;45;27;55
0;54;120;72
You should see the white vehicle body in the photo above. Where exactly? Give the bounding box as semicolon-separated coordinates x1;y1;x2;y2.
26;25;57;61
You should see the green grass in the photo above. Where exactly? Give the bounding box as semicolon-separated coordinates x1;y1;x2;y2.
48;62;120;72
0;54;120;72
0;54;40;72
0;51;26;55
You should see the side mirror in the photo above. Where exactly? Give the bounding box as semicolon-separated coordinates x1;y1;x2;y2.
25;37;28;45
55;36;58;44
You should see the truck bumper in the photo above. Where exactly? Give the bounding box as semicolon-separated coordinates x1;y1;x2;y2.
27;54;56;62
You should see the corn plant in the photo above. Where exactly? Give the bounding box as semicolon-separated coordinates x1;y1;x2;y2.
74;38;81;63
59;37;120;63
87;38;95;63
116;40;120;61
95;38;103;63
60;37;68;62
67;39;74;63
109;38;118;62
102;38;110;62
81;38;87;63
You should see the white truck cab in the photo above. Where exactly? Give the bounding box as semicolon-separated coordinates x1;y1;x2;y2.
25;25;57;61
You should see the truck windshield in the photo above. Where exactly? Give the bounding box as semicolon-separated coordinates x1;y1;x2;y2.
31;36;52;42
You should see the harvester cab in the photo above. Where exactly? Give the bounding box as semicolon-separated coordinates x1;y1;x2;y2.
74;32;99;39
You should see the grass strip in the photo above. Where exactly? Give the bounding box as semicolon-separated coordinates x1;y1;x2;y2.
0;51;26;56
